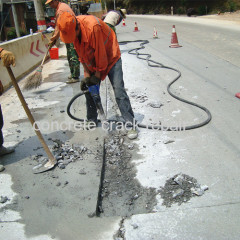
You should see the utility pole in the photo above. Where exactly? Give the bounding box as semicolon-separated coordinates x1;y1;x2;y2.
11;0;20;37
33;0;46;31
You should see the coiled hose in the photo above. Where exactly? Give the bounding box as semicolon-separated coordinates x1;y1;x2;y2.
67;40;212;131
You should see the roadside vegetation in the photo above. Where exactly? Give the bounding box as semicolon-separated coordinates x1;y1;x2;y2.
105;0;240;16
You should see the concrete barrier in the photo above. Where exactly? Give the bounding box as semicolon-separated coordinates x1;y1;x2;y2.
0;32;51;90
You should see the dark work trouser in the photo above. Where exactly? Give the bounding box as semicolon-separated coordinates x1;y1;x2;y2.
85;58;134;123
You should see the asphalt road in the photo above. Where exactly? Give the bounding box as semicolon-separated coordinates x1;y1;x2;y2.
1;15;240;240
118;15;240;239
128;15;240;67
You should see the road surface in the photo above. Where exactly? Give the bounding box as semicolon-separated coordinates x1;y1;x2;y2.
0;15;240;240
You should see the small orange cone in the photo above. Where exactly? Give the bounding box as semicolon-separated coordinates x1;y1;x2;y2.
133;22;139;32
122;19;126;26
153;27;158;39
235;93;240;99
169;25;182;48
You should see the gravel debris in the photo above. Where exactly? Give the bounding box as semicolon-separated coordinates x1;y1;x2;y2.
159;173;209;207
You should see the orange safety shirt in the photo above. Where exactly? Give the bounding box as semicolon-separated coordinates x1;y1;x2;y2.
55;2;75;18
74;15;121;80
52;2;75;40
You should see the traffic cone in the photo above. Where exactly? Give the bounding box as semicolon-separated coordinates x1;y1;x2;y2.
122;19;126;26
235;92;240;99
153;27;158;39
169;25;182;48
133;22;139;32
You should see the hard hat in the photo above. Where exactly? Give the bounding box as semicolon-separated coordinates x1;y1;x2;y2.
45;0;53;5
120;9;127;18
57;12;77;43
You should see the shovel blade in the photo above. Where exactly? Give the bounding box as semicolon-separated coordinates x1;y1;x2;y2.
33;159;56;174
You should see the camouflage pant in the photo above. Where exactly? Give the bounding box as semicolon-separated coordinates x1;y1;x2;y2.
66;43;80;79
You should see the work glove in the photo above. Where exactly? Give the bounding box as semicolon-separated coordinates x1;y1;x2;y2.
0;50;16;67
48;39;56;49
0;81;3;96
80;77;90;91
88;75;101;86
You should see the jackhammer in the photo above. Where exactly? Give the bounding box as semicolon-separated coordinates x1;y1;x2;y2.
87;84;106;122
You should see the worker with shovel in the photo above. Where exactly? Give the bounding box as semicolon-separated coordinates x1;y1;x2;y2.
0;48;16;160
57;12;138;140
46;0;80;84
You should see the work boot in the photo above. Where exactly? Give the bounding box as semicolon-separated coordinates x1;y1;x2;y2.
127;129;138;140
0;146;15;157
66;78;80;84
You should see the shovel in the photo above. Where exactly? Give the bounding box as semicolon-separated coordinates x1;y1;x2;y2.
6;66;57;173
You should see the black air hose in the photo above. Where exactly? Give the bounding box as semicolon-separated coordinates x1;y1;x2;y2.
67;40;212;131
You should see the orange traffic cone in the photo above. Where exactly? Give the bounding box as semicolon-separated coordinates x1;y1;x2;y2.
133;22;139;32
122;19;126;26
153;27;158;39
169;25;182;48
235;93;240;99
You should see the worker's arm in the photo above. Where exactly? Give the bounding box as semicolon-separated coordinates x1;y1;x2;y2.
82;63;91;78
50;25;60;42
82;60;101;79
91;25;108;79
48;26;59;48
94;71;101;79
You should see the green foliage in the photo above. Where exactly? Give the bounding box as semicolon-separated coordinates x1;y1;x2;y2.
228;0;237;12
105;0;240;15
7;27;27;40
197;5;207;15
177;7;185;15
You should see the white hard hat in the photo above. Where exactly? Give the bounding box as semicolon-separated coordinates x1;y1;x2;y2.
121;9;127;18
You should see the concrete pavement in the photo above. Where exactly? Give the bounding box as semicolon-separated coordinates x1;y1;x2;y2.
1;15;240;240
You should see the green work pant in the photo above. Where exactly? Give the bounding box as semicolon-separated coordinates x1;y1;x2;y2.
66;43;80;79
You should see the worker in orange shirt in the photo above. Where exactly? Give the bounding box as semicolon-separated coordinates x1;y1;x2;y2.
46;0;80;84
57;12;138;139
0;48;15;161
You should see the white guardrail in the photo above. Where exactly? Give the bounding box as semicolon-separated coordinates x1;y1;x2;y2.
0;32;50;90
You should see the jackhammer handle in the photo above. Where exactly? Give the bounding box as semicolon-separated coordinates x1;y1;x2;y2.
6;66;55;163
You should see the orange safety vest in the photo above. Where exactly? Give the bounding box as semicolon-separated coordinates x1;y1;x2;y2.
74;15;121;80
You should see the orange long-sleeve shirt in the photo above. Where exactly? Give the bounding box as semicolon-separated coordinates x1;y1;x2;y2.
51;2;75;41
74;15;121;80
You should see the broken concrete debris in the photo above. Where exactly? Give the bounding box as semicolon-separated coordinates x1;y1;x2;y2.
131;223;139;229
130;92;148;103
0;196;9;204
159;173;209;207
32;140;87;169
100;133;157;217
148;101;163;108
